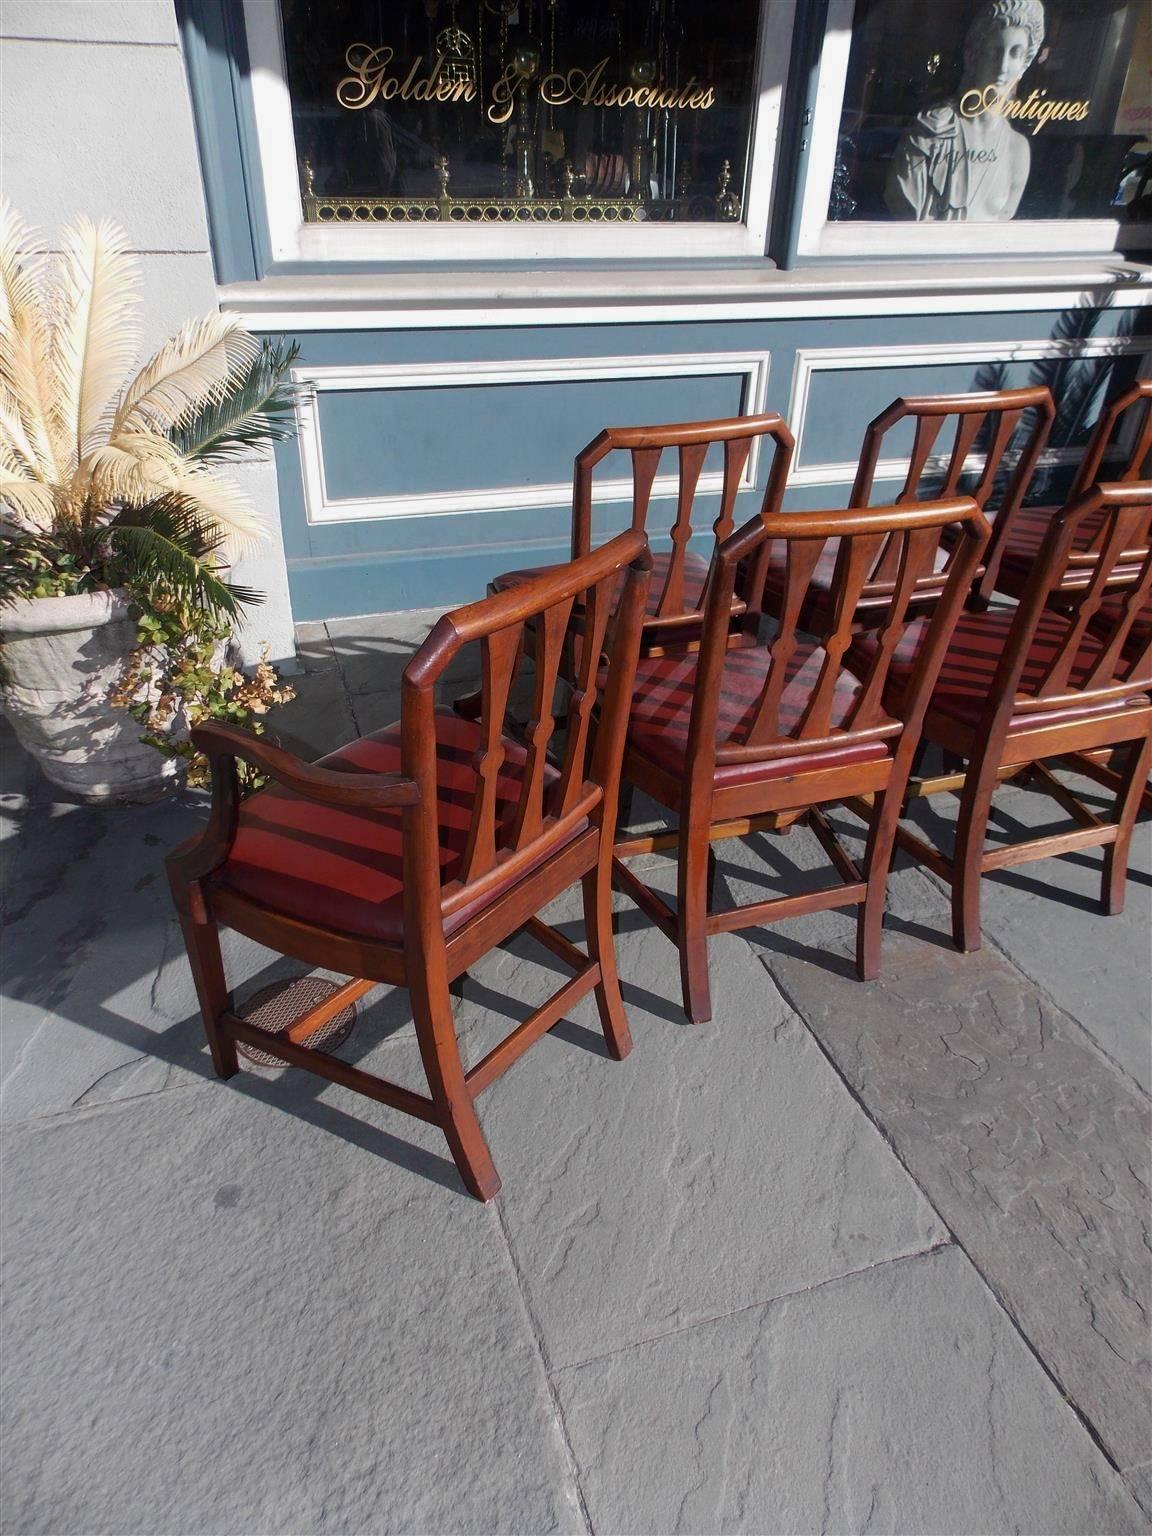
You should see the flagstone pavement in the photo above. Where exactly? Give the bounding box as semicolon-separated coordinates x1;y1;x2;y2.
2;608;1149;1536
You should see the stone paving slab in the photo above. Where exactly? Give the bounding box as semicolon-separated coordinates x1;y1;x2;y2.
769;930;1152;1509
472;915;947;1368
0;1086;583;1536
905;779;1152;1093
0;727;306;1125
552;1243;1147;1536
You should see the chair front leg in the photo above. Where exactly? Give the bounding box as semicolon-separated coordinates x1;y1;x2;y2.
409;970;501;1201
856;787;901;982
169;877;238;1080
582;857;633;1061
1102;732;1152;916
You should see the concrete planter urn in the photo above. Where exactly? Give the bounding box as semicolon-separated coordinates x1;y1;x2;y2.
0;589;181;803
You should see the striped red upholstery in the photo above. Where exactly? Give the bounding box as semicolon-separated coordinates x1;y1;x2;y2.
995;502;1106;595
215;709;569;943
761;533;950;619
624;643;892;785
849;608;1147;732
493;549;710;618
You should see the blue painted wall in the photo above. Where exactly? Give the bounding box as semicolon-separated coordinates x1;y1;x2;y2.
266;305;1148;620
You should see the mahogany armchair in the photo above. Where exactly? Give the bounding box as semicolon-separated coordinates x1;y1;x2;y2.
611;494;989;1024
856;482;1152;952
762;386;1053;629
167;531;651;1201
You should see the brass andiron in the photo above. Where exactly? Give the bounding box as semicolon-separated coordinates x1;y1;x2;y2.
715;159;742;221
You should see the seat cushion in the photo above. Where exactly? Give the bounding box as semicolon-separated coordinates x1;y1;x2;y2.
214;709;565;945
761;534;950;619
492;549;710;619
849;608;1147;734
624;643;893;787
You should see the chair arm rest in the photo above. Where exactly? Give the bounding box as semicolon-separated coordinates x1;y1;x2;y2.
192;722;421;810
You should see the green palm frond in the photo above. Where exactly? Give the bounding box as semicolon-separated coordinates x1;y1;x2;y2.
169;340;301;464
108;499;263;620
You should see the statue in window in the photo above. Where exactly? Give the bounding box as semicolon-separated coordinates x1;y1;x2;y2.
885;0;1046;221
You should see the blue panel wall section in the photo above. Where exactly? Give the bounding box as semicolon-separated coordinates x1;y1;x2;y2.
319;373;744;501
268;306;1148;620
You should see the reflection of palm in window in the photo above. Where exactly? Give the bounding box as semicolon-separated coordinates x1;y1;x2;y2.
884;0;1045;222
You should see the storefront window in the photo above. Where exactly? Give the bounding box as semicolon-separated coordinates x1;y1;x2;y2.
827;0;1151;227
278;0;762;230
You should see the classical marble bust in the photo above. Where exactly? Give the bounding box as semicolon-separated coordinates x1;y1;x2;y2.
885;0;1046;222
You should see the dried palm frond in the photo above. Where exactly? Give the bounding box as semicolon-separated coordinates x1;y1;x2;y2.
54;217;140;466
114;314;258;437
0;477;55;533
0;204;63;484
164;461;266;553
81;430;183;511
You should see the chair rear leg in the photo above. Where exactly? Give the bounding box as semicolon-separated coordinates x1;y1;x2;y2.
172;895;238;1080
856;789;900;981
410;974;501;1201
1102;734;1152;916
582;862;633;1061
677;824;713;1024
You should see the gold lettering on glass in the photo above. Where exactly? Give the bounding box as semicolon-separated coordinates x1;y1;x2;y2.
337;43;715;120
959;84;1091;135
336;42;477;110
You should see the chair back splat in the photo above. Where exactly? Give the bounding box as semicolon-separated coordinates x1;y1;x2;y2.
571;413;794;643
991;379;1152;603
403;536;638;922
167;530;652;1202
852;386;1054;610
699;499;988;774
1067;379;1152;502
984;483;1152;734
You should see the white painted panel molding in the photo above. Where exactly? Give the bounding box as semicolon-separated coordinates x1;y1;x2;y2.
786;336;1151;490
293;352;772;524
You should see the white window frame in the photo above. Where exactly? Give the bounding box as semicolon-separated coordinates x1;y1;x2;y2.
796;0;1152;260
243;0;795;264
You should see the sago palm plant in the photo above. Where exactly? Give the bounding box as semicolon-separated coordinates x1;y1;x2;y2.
0;202;298;617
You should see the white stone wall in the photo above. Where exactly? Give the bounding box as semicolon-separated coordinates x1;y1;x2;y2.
0;0;296;665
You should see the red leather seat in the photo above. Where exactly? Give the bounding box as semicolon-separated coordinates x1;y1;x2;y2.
761;533;951;628
849;608;1149;732
493;549;710;618
622;643;893;787
216;709;568;943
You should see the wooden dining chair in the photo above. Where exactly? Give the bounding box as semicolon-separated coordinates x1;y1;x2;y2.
762;386;1053;630
859;482;1152;952
166;531;651;1202
488;413;796;653
990;379;1152;603
611;495;989;1024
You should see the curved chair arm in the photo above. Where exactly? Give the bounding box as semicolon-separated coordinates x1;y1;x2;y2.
167;722;421;893
192;722;421;810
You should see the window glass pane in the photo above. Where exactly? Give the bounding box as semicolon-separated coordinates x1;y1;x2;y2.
827;0;1151;224
279;0;761;230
